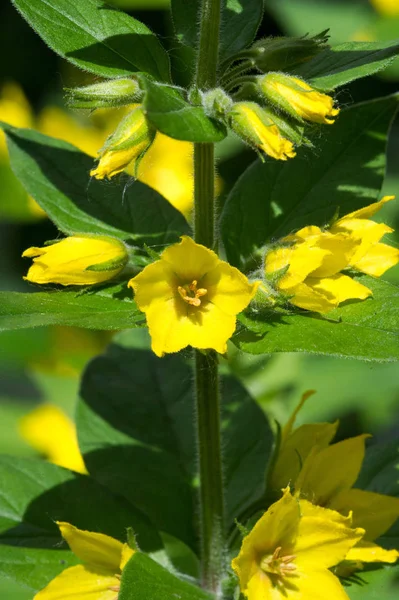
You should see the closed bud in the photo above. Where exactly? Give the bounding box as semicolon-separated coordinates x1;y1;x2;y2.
202;88;233;119
66;78;142;109
22;235;129;286
91;106;155;180
251;31;329;73
228;102;296;161
258;72;339;125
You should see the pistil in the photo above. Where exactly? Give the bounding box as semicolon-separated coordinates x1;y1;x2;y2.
178;279;208;306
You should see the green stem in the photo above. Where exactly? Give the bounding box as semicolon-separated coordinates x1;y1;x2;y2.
220;59;254;86
193;0;225;593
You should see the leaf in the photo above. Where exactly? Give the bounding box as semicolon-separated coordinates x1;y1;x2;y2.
142;79;226;142
119;552;212;600
0;455;162;590
345;565;399;600
11;0;171;81
296;39;399;91
220;94;399;270
171;0;263;62
0;285;144;332
77;329;275;550
2;124;190;247
235;276;399;362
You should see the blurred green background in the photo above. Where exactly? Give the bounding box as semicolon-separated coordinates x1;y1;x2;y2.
0;1;398;598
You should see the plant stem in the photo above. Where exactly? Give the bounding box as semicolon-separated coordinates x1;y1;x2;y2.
193;0;224;593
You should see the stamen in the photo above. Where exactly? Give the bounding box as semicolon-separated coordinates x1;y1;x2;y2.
178;280;208;307
260;547;297;578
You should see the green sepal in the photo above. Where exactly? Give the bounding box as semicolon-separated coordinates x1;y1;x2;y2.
66;78;144;109
85;255;128;272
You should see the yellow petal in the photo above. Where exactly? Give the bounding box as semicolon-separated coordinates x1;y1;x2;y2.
336;196;395;221
279;245;330;290
283;225;323;243
281;390;317;442
309;234;359;277
296;501;364;569
271;421;339;492
144;296;237;356
286;281;338;312
57;522;123;572
119;544;135;571
331;488;399;541
307;274;372;304
245;570;275;600
34;564;119;600
295;435;370;507
346;540;399;563
292;569;351;600
162;236;220;281
332;220;393;266
128;260;178;311
202;261;259;316
23;237;127;286
353;242;399;276
19;404;87;475
232;489;300;591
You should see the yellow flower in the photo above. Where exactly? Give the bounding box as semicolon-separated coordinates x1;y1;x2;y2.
91;106;155;180
232;487;364;600
137;132;194;218
264;230;372;312
228;102;296;161
128;236;258;356
371;0;399;16
34;521;134;600
271;397;399;567
19;404;87;474
259;72;339;124
330;196;399;277
23;235;128;286
0;81;33;156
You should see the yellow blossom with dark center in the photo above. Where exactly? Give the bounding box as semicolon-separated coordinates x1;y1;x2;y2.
232;487;364;600
34;522;134;600
128;236;259;356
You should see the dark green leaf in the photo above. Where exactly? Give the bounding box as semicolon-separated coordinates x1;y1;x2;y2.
11;0;171;81
119;552;212;600
345;565;399;600
0;285;143;331
77;329;274;550
171;0;263;61
142;78;227;142
297;39;399;91
0;455;162;590
2;124;190;247
221;95;399;270
235;276;399;362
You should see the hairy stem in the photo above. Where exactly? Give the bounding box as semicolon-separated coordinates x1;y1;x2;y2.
193;0;225;592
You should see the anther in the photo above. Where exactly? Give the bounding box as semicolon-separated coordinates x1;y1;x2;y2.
178;280;208;307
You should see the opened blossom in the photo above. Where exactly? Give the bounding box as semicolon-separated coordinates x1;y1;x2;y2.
129;236;258;357
271;395;399;567
34;522;134;600
232;487;364;600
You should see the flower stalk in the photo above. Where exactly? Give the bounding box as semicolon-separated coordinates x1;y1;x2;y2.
194;0;225;592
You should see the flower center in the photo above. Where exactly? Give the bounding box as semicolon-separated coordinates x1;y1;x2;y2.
178;280;208;307
260;546;297;577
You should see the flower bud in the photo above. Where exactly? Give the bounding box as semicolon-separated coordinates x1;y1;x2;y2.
66;78;143;109
251;32;329;73
202;88;233;119
22;235;129;286
258;72;339;125
90;106;155;180
228;102;296;161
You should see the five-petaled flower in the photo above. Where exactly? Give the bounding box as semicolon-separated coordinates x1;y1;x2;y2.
23;235;128;286
259;72;339;124
271;393;399;568
128;236;258;357
34;522;134;600
232;487;364;600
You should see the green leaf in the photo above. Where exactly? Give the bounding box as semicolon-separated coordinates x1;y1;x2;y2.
11;0;171;81
142;79;226;142
0;285;144;332
0;455;162;590
77;329;275;550
235;276;399;362
345;565;399;600
296;39;399;91
220;94;399;270
171;0;263;61
119;552;212;600
2;124;190;247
